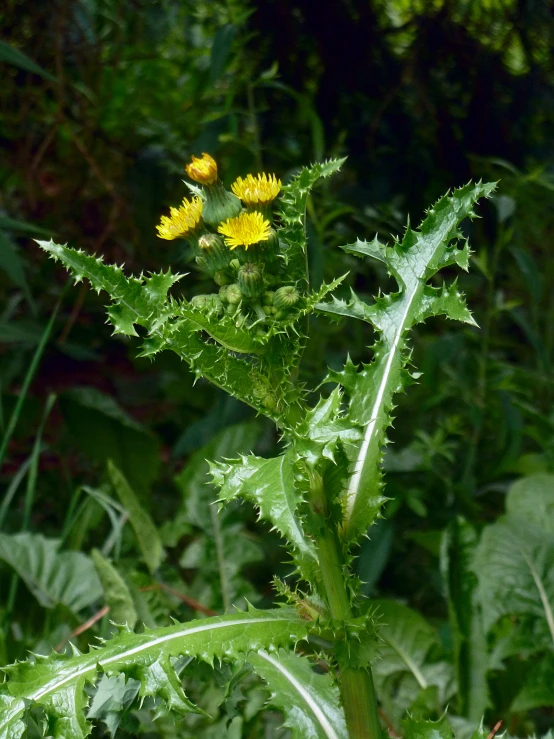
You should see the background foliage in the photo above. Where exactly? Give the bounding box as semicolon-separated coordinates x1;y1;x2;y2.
1;0;553;736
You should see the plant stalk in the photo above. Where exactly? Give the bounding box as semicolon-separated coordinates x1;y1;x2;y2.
312;477;381;739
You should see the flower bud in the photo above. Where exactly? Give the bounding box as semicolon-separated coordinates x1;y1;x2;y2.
197;233;231;272
190;293;224;316
274;285;300;311
238;262;264;298
225;283;243;305
185;153;218;185
213;269;233;286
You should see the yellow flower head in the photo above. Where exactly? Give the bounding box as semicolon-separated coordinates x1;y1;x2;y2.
156;196;203;240
185;153;218;185
217;211;271;250
231;173;281;206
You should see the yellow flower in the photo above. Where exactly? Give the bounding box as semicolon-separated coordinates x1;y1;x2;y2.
217;211;271;249
231;173;281;206
156;196;203;240
185;153;218;185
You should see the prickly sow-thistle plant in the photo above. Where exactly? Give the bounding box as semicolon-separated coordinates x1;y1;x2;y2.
0;155;494;739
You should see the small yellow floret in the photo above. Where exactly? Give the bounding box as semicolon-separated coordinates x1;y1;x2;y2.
231;173;281;206
217;211;271;249
186;153;218;185
156;196;203;240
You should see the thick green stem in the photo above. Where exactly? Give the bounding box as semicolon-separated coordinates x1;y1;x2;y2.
312;477;381;739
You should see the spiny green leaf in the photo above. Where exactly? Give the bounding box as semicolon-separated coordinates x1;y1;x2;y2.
401;713;454;739
293;387;362;465
87;673;141;735
0;609;308;737
249;650;347;739
317;181;495;545
278;159;346;285
36;240;184;336
0;694;25;739
173;299;268;355
0;532;102;612
211;451;319;582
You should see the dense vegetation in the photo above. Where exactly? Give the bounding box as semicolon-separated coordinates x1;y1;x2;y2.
1;1;553;737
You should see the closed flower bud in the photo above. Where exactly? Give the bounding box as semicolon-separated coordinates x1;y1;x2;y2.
213;269;233;286
198;233;231;271
190;294;224;316
238;262;264;298
274;285;300;311
225;283;243;305
185;153;218;185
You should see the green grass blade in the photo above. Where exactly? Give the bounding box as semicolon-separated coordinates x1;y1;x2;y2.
0;299;61;473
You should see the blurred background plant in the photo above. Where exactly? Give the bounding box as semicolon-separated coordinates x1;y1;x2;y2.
1;0;553;736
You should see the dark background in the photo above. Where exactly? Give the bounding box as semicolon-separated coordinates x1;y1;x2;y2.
1;0;554;733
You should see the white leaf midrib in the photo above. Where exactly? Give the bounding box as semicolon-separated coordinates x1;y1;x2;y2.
0;615;296;720
257;650;342;739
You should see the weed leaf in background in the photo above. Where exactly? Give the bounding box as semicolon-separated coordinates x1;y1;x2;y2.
91;549;137;629
107;460;165;574
0;532;102;613
373;600;454;722
440;517;489;721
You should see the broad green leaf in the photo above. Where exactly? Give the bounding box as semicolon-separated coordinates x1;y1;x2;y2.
91;549;137;629
0;532;102;612
249;650;347;739
317;181;495;545
474;518;554;646
211;450;319;582
107;461;165;574
61;389;160;497
440;518;489;721
373;600;454;720
511;652;554;712
473;476;554;650
0;608;308;738
505;474;554;534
